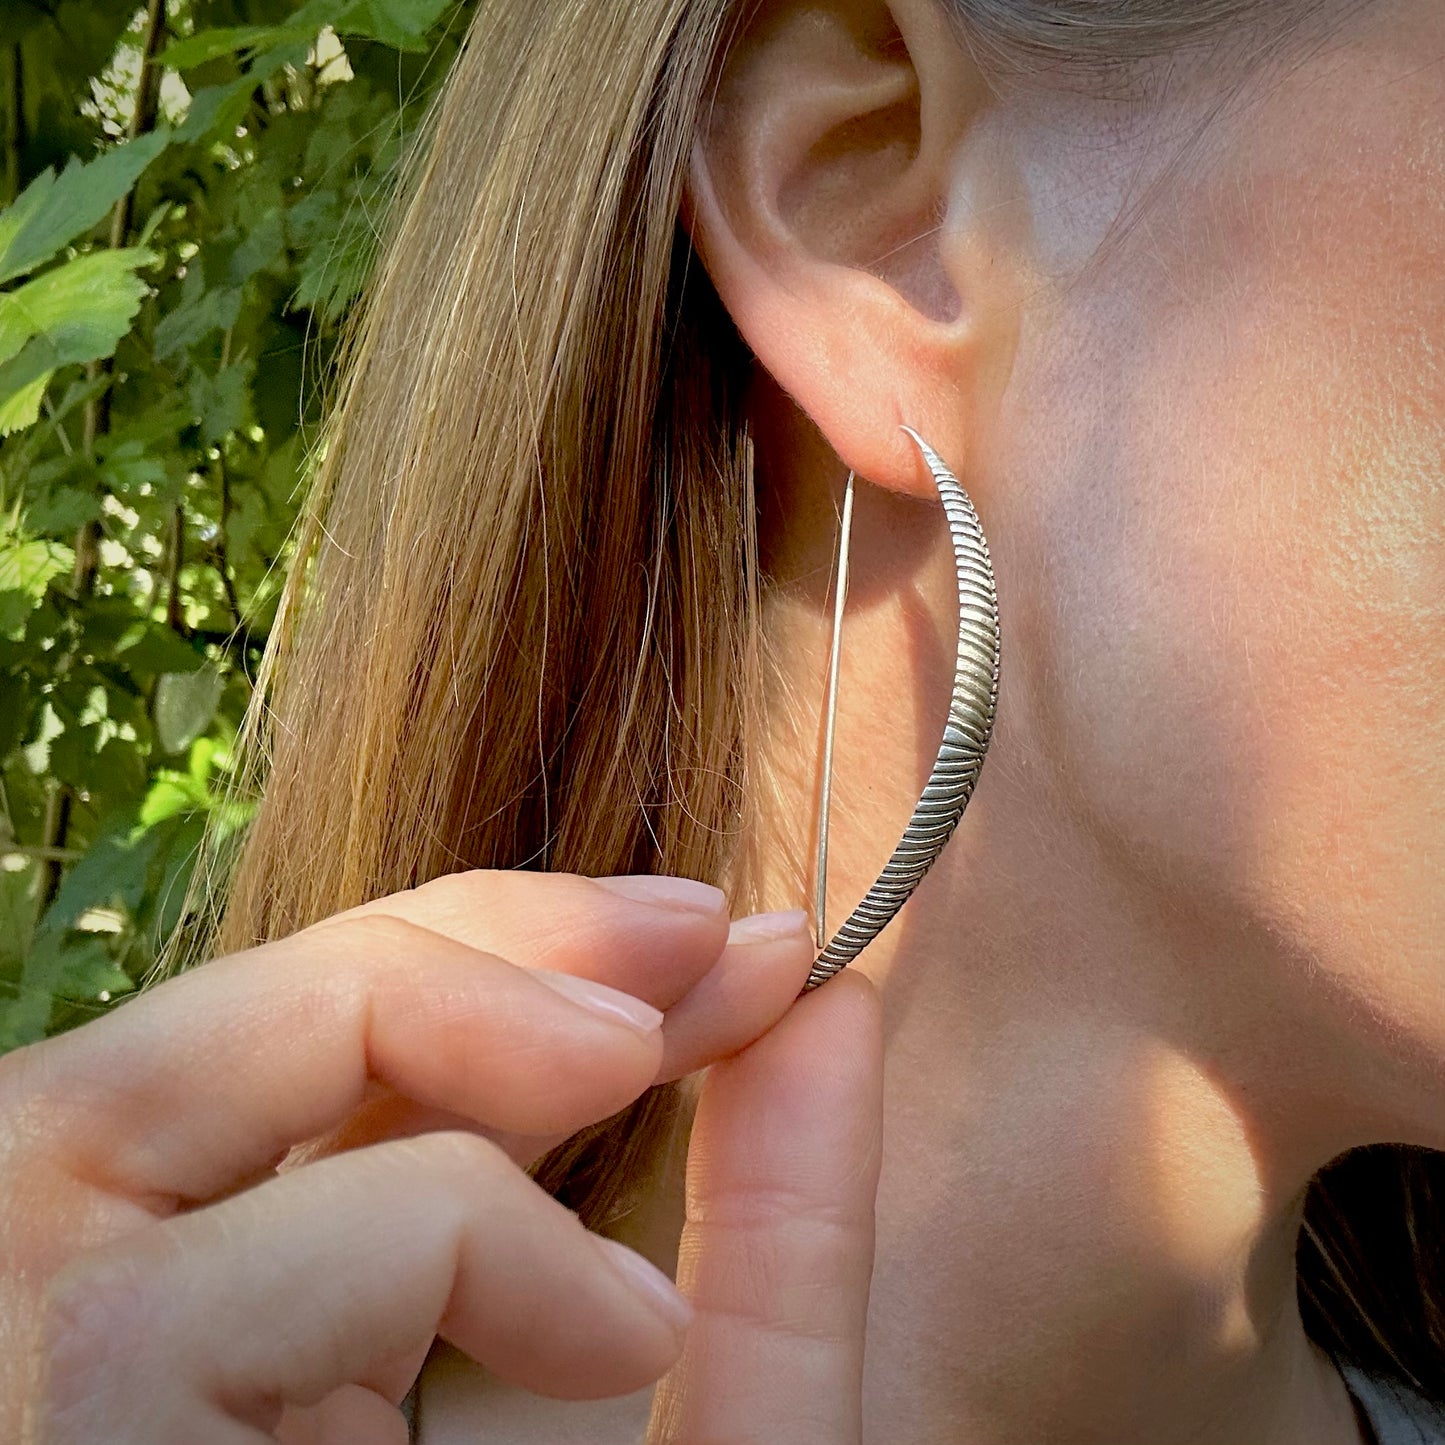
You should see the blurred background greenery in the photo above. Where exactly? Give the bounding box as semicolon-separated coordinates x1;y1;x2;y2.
0;0;473;1051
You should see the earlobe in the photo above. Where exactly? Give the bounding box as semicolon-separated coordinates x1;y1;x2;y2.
682;0;1006;497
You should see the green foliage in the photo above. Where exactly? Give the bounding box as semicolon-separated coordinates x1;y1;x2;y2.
0;0;473;1051
0;130;169;283
0;246;160;432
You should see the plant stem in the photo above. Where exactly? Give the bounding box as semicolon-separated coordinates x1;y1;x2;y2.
4;845;83;864
214;450;247;636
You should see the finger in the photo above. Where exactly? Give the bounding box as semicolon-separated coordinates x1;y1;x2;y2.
275;1384;407;1445
648;969;884;1445
348;878;814;1086
27;913;678;1204
280;1335;434;1418
38;1131;694;1444
655;909;814;1083
282;909;818;1170
325;870;729;1011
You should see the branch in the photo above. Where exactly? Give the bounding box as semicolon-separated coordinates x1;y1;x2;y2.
4;845;84;864
35;787;73;917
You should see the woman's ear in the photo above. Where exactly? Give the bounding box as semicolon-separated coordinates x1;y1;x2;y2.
683;0;1021;496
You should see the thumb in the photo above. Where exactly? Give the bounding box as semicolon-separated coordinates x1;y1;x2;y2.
647;969;884;1444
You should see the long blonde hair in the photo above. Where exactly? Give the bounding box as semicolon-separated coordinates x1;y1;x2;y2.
209;0;759;1217
198;0;1443;1400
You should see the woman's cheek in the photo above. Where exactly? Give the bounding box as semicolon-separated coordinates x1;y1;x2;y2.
1011;81;1445;1011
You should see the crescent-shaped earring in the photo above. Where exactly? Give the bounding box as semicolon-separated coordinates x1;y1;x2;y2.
802;425;1001;994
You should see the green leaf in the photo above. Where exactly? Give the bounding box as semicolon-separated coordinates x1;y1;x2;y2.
22;483;97;535
0;593;36;635
115;622;206;677
0;374;54;437
9;813;152;1044
0;538;74;601
174;76;254;144
87;734;151;809
148;812;210;941
34;812;154;934
188;361;254;446
159;25;314;70
0;0;467;1052
78;597;143;652
0;855;38;976
176;45;307;145
152;276;243;363
153;668;225;755
293;190;383;324
325;0;455;49
0;248;158;416
49;934;134;1003
139;774;205;826
0;991;50;1052
48;726;104;794
170;0;457;59
0;674;36;759
0;247;156;366
97;436;171;499
228;209;287;287
0;536;73;634
0;132;170;286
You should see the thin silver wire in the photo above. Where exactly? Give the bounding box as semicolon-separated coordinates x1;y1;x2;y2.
802;426;1001;993
814;469;856;950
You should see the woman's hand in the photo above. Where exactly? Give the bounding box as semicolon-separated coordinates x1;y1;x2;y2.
0;869;879;1444
644;954;882;1444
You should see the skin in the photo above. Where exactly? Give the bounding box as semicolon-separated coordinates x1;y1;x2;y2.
672;0;1443;1440
4;873;871;1442
422;0;1442;1438
9;1;1440;1441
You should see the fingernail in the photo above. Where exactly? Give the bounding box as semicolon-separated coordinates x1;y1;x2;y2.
592;874;727;915
595;1236;694;1334
727;908;811;945
530;969;664;1034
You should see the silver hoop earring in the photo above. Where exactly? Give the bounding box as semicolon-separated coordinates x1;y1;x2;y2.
803;426;1001;994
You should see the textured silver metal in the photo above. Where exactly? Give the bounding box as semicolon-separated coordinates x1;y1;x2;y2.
802;427;1001;993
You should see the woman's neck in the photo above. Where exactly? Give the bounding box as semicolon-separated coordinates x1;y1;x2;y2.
847;829;1362;1444
723;460;1370;1444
